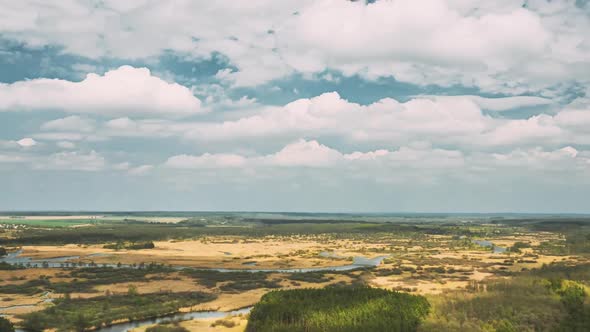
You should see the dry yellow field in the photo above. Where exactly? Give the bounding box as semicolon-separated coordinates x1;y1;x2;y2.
2;229;586;329
131;315;248;332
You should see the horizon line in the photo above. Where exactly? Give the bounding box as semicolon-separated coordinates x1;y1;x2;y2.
1;210;590;216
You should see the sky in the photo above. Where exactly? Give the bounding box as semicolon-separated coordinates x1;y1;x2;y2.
1;0;590;213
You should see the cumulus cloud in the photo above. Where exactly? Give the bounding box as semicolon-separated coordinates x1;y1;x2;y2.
32;91;590;151
164;139;466;170
1;1;588;92
0;66;203;116
267;139;343;167
163;139;589;185
475;146;587;173
191;92;590;149
183;92;494;144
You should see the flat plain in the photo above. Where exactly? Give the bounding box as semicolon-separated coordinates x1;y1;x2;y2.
1;213;589;331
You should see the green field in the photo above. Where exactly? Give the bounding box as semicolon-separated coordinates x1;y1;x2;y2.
0;218;101;227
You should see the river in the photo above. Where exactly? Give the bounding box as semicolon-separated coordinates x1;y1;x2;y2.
14;307;252;332
0;250;387;272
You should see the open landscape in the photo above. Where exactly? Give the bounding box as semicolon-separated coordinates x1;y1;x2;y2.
2;1;590;331
1;212;589;331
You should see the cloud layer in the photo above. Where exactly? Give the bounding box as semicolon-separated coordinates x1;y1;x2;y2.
1;1;590;212
1;0;589;92
163;139;590;187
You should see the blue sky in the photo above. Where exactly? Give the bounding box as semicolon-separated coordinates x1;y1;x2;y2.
1;0;590;212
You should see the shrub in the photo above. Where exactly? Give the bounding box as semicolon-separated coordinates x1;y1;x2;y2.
19;292;215;331
146;325;189;332
211;318;238;328
0;317;15;332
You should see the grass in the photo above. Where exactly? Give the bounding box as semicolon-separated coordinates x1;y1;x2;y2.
182;269;282;291
420;263;590;331
19;291;216;331
0;219;103;227
0;266;173;295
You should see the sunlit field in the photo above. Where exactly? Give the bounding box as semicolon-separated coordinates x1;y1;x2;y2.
1;213;589;331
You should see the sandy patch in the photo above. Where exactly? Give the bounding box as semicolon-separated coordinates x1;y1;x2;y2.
18;237;389;269
68;277;208;299
131;315;248;332
183;289;266;312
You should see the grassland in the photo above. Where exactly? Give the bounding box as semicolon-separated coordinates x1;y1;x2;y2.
0;218;100;227
1;213;589;331
20;291;216;332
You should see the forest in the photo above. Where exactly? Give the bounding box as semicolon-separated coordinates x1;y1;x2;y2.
246;287;430;332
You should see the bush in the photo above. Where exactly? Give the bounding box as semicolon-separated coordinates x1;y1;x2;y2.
420;273;588;332
19;292;215;331
146;324;189;332
0;262;22;270
211;318;238;328
0;317;15;332
103;241;155;250
183;269;280;290
288;272;333;283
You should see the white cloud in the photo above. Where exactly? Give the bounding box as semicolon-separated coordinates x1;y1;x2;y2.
165;139;466;170
483;114;563;146
0;66;203;116
192;84;258;110
1;1;588;92
163;139;588;186
182;92;495;146
17;138;36;147
274;1;558;90
480;146;586;172
33;91;590;151
266;139;343;167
